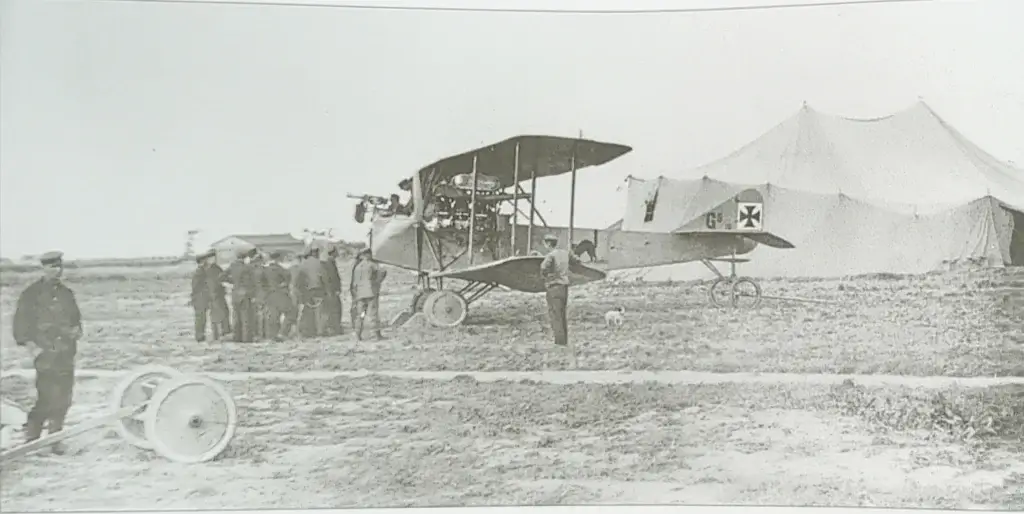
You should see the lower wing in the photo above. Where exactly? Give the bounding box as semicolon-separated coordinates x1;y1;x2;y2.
429;256;607;293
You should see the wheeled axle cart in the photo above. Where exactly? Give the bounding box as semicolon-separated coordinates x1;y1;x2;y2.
0;365;238;464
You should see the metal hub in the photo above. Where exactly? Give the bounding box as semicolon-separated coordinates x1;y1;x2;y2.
188;415;203;429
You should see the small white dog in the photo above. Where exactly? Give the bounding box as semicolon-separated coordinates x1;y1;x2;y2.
604;306;626;328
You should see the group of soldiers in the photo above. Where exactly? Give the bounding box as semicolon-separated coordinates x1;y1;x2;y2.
189;243;388;343
7;244;390;455
6;233;576;456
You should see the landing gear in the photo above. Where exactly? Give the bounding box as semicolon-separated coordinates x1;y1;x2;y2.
421;290;469;328
403;278;499;328
409;287;436;314
702;257;764;309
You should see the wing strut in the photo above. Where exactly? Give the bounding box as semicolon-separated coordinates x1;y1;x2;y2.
468;154;479;265
511;142;520;256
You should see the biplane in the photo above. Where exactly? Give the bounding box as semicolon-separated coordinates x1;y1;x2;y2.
348;135;795;328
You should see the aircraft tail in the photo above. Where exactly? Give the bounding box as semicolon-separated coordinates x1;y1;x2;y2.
674;188;794;249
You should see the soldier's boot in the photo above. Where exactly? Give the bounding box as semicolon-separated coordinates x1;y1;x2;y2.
374;330;383;341
48;417;67;455
23;417;44;443
355;319;364;341
211;322;221;342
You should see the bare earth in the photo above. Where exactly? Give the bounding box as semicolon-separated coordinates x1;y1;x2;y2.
1;264;1022;510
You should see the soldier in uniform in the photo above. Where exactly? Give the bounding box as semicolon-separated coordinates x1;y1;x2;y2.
539;233;581;347
190;249;216;342
321;245;344;336
251;252;267;341
264;251;298;341
205;251;231;338
350;248;387;341
12;251;82;455
222;248;258;342
293;246;327;338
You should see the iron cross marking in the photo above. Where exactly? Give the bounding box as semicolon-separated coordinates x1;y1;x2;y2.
738;203;762;230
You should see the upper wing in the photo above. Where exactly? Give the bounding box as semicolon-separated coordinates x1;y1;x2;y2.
429;256;607;293
674;188;795;249
416;135;633;191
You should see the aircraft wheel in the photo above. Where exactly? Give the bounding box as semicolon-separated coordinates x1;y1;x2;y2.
422;290;469;328
708;277;762;309
410;288;435;313
109;365;185;450
144;375;238;464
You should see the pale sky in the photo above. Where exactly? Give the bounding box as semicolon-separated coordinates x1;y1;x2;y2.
2;0;1022;259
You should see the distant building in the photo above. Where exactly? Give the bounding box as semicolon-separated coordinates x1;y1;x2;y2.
209;234;305;263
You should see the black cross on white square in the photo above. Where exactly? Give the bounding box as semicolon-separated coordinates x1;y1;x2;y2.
736;202;763;230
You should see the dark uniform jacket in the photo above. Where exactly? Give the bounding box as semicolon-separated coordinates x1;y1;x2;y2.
253;264;268;304
205;263;229;321
223;260;258;301
264;263;291;295
206;263;228;298
12;279;82;363
191;267;211;308
322;259;342;295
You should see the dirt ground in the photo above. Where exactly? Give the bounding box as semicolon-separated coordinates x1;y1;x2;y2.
1;264;1020;376
0;264;1022;510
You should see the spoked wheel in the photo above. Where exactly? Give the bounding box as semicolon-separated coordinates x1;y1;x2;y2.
109;365;184;450
409;288;436;313
421;290;469;328
708;277;763;308
144;376;238;464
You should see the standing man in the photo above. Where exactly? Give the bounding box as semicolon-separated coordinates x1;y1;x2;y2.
206;251;231;339
350;248;387;341
12;251;82;455
539;233;580;347
264;251;298;341
293;245;327;338
322;245;344;336
251;252;268;341
222;248;258;342
190;250;215;342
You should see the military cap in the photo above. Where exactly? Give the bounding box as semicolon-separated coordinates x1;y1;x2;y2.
543;233;559;243
39;251;64;266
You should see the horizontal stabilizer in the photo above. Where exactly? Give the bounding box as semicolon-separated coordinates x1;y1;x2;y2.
740;231;795;249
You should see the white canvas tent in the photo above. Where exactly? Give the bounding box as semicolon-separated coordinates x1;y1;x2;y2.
620;101;1024;281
